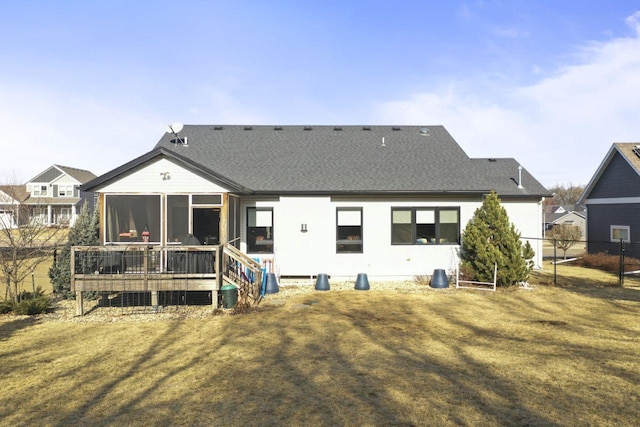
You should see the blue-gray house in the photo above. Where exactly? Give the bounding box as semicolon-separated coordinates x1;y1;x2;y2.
579;143;640;258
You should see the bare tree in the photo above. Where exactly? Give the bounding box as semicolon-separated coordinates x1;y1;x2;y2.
0;183;66;303
547;224;583;259
545;183;586;206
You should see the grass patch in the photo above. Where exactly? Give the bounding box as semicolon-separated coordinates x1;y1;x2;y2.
0;266;639;426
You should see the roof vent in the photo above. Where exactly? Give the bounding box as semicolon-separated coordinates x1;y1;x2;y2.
333;127;342;131
167;123;188;147
633;145;640;158
362;126;371;131
303;126;313;131
244;126;253;131
392;127;401;131
214;126;223;130
488;158;497;162
518;165;524;189
170;137;188;146
274;126;283;131
419;128;430;136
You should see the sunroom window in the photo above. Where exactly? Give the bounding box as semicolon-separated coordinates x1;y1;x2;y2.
105;195;161;244
167;195;189;243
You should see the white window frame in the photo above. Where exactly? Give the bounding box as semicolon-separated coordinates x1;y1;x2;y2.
610;225;630;243
32;185;48;196
58;185;73;197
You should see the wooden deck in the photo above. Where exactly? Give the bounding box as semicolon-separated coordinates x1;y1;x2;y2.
71;244;262;315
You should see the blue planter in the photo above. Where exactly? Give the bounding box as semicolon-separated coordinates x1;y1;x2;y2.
431;269;449;288
354;273;370;290
264;273;280;294
315;274;330;291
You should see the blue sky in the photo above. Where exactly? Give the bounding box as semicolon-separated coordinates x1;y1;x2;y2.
2;1;640;188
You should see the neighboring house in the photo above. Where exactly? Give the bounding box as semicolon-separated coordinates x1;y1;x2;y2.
543;205;586;238
80;125;548;282
0;185;27;229
579;143;640;258
1;165;97;228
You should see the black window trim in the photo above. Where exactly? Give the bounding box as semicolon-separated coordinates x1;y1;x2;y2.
336;207;363;254
390;207;460;245
246;206;274;254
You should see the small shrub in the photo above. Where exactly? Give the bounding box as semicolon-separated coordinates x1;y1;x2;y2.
2;287;55;315
413;274;431;286
13;296;53;315
577;252;617;272
577;252;640;274
0;300;13;314
19;286;46;301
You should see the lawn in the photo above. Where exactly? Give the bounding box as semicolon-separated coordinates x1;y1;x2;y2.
0;265;639;426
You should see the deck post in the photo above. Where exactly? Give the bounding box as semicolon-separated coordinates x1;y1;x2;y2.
212;289;219;309
214;244;223;309
76;291;84;316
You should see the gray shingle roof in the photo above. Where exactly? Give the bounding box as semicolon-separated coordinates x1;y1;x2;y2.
85;125;549;196
55;165;97;183
0;185;29;203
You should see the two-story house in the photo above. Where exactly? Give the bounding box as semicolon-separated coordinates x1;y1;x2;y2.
0;165;96;228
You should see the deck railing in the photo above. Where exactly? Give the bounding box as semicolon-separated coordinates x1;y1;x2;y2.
71;244;263;314
71;245;219;280
221;244;263;307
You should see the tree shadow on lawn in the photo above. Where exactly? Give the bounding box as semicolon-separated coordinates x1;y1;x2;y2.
195;293;568;426
0;316;37;341
4;288;638;426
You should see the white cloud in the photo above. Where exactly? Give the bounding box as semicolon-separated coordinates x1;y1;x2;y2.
375;12;640;188
625;10;640;31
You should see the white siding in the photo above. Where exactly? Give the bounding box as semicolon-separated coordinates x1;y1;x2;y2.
240;195;542;281
503;199;544;269
98;158;232;193
51;174;80;185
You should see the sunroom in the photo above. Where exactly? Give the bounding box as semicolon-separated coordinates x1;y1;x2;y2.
71;151;260;315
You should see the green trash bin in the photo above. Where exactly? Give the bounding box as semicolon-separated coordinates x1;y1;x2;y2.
221;284;238;308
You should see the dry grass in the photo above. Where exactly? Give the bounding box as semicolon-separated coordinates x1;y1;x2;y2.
1;265;639;426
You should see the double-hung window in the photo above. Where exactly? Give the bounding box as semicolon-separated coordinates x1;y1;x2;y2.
247;207;274;253
33;185;48;196
336;208;363;253
391;207;460;245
